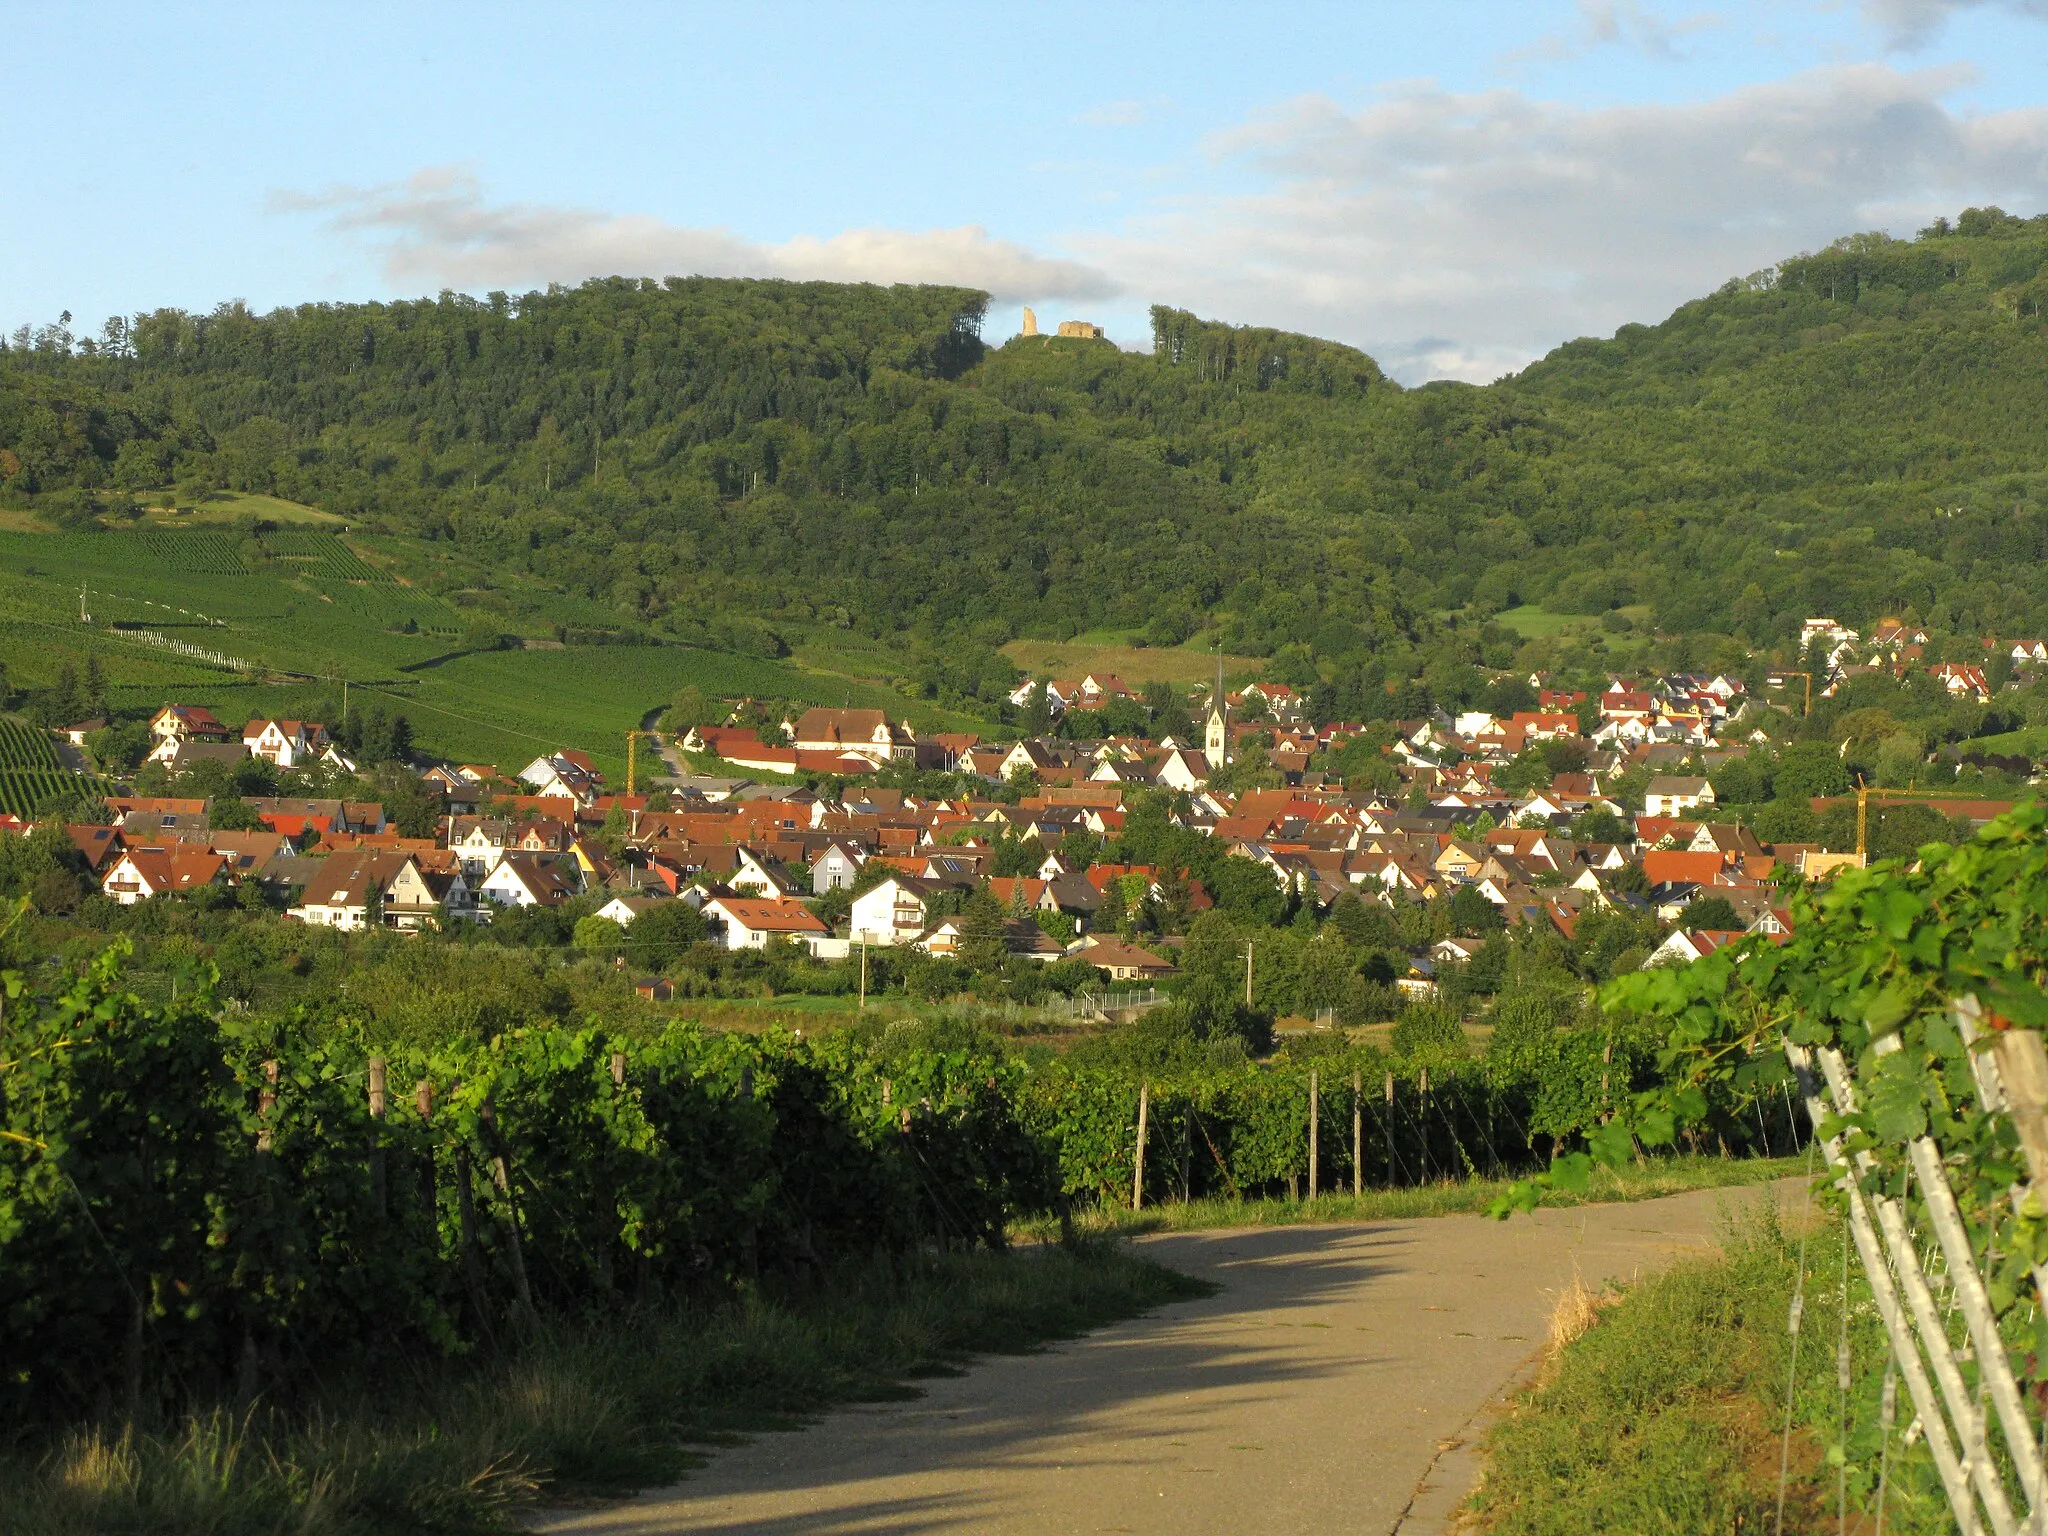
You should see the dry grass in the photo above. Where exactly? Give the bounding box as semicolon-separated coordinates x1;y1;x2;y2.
1543;1271;1606;1360
1000;636;1263;686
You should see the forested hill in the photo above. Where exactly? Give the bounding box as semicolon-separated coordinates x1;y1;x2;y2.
7;205;2048;704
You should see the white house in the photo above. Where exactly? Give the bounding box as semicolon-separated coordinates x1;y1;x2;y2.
242;718;329;769
477;853;580;908
517;751;602;805
786;708;912;765
1641;776;1716;817
101;847;228;905
700;896;829;950
850;874;945;946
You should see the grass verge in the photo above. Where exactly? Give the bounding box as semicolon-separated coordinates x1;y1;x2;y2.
0;1239;1206;1536
1028;1153;1806;1239
1469;1203;1950;1535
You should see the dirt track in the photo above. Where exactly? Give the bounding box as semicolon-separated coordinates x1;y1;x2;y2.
537;1183;1800;1536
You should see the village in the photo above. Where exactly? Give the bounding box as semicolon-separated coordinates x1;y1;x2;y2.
6;611;2026;997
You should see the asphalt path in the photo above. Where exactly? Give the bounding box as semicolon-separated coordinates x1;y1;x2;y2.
536;1181;1802;1536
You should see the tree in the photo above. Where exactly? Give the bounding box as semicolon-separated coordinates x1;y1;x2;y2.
1773;741;1852;800
573;914;626;957
1677;895;1740;931
956;892;1008;973
1448;884;1504;936
664;685;715;733
1022;680;1053;737
625;899;707;967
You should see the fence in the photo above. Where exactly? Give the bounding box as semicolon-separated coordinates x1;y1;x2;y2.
1788;998;2048;1535
1038;988;1164;1023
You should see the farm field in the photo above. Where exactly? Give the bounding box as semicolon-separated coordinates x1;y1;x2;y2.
1000;632;1262;687
140;491;348;526
0;526;985;783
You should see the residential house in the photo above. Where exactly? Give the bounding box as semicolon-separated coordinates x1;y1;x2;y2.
811;839;865;893
477;853;581;908
1076;938;1174;981
101;847;229;904
850;873;960;946
700;896;830;950
242;718;329;768
787;708;913;765
1642;776;1716;816
288;857;386;929
1644;928;1748;967
383;855;476;931
146;704;229;760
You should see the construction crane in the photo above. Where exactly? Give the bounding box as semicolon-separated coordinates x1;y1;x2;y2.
626;730;638;797
1857;778;1870;862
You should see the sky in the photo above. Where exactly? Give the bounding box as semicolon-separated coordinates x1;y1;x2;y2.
8;1;2048;383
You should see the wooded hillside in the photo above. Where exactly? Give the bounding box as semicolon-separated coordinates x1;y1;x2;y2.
7;206;2048;691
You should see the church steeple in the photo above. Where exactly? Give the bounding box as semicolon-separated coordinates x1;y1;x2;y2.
1204;647;1229;764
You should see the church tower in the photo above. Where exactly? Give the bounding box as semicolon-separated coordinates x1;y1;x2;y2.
1204;653;1229;764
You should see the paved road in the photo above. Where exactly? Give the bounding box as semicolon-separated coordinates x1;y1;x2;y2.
537;1182;1801;1536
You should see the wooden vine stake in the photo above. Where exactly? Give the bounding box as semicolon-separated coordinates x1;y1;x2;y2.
1352;1070;1363;1198
256;1059;279;1156
1384;1071;1395;1188
367;1056;387;1217
1132;1081;1150;1211
1307;1068;1319;1202
479;1095;536;1330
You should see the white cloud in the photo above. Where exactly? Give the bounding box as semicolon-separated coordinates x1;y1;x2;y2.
1504;0;1725;65
272;166;1118;303
1863;0;2048;52
1080;64;2048;382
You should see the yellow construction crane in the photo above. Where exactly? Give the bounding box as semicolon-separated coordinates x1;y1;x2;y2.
626;730;638;797
1856;778;1869;862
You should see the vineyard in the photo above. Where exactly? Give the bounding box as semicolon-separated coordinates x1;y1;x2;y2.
0;718;93;819
0;919;1796;1422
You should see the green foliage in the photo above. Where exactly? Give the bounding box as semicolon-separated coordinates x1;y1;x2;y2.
0;939;1054;1420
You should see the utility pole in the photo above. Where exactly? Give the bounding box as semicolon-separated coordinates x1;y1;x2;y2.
1243;939;1254;1009
859;939;869;1010
1857;778;1870;862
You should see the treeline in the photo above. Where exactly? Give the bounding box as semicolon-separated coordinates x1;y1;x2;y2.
6;211;2048;689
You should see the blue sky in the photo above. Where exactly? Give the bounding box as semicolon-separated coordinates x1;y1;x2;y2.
8;1;2048;381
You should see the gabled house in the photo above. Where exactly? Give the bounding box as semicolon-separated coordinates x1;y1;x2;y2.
146;704;228;760
787;708;913;765
849;873;959;947
811;839;865;893
383;855;476;931
517;751;603;806
700;896;830;950
1642;776;1715;817
242;718;330;768
477;853;581;908
288;857;385;929
101;847;229;904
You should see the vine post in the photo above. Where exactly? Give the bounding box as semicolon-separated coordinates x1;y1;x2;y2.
367;1055;386;1217
1352;1069;1362;1198
1132;1080;1150;1211
1307;1068;1319;1202
1384;1071;1394;1188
